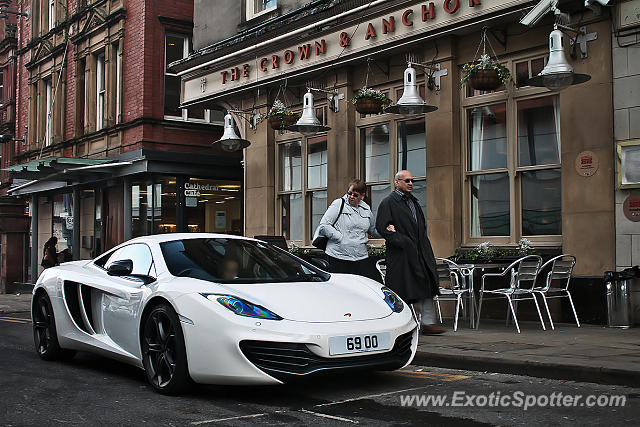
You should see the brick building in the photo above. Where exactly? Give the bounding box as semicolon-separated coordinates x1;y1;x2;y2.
0;0;244;287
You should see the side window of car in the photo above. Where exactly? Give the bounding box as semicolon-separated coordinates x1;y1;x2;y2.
104;244;154;276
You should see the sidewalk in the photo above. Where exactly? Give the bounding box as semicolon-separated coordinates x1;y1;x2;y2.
2;291;639;387
414;319;640;387
0;292;31;314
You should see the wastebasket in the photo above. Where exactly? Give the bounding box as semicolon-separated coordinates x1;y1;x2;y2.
604;266;639;328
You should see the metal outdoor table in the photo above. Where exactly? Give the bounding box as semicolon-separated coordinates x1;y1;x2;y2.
455;262;510;329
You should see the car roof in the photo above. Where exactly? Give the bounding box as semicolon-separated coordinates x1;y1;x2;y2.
125;233;258;245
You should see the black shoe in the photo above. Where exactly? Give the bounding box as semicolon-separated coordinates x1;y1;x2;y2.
420;325;446;335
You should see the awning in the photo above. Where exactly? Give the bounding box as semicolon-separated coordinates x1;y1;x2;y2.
5;150;243;195
3;157;113;180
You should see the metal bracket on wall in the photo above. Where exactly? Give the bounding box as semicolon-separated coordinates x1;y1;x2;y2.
570;26;597;59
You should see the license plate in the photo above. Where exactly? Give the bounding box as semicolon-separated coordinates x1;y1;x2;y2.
329;332;391;355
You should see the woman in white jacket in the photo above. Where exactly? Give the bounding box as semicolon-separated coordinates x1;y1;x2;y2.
313;179;382;282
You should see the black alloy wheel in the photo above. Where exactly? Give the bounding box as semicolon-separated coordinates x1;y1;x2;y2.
32;292;74;360
141;303;190;394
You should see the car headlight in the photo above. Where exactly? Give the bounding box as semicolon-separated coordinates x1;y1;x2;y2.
381;287;404;313
201;294;282;320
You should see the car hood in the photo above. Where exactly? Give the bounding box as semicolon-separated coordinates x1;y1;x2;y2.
219;274;392;322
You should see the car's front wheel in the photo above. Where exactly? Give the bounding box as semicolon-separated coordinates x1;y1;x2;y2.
141;303;190;394
32;292;75;361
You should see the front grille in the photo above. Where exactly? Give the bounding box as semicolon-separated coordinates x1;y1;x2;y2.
239;330;415;380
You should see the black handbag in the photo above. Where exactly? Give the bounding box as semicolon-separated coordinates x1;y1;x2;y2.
312;199;344;250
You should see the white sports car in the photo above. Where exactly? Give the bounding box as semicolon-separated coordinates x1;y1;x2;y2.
32;233;418;393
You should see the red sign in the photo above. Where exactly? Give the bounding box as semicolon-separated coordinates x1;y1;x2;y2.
575;151;599;177
219;0;482;84
623;194;640;222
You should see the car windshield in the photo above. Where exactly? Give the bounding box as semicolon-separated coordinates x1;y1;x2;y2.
160;238;329;283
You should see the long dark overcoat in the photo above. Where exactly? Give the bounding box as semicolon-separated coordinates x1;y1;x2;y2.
375;191;439;302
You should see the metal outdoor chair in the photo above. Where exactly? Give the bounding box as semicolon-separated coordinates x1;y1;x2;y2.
476;255;545;333
434;257;469;331
376;259;386;283
532;254;579;329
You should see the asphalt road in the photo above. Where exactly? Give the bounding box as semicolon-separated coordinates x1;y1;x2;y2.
1;313;638;426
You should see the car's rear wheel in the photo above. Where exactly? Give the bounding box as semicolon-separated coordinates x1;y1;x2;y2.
33;292;75;361
141;303;190;394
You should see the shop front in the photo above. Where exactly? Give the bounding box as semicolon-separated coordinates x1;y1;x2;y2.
175;0;615;283
6;149;243;279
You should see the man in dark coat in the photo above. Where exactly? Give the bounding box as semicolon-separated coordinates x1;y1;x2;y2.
376;170;444;335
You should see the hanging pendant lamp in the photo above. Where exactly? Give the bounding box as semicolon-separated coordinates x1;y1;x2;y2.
212;113;251;152
527;27;590;90
286;90;331;135
385;65;438;114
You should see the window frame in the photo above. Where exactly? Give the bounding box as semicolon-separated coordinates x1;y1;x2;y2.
164;33;218;124
461;51;562;247
275;106;329;245
246;0;277;21
96;53;105;131
355;81;429;239
45;78;52;147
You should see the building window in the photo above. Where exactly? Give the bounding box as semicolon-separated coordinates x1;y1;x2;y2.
48;0;55;31
115;43;122;124
276;132;329;243
45;79;52;146
164;34;216;122
357;87;428;221
462;54;561;244
247;0;277;20
96;53;105;131
256;0;277;13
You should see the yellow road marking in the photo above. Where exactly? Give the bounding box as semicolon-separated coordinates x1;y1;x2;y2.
388;370;471;382
0;318;31;324
0;315;31;321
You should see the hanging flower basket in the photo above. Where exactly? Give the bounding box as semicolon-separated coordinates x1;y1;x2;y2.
351;87;391;115
258;100;298;131
469;69;502;91
268;114;298;130
355;98;385;114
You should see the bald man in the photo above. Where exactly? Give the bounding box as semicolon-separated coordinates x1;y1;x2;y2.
375;170;443;335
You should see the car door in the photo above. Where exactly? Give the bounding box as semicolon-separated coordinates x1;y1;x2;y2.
101;243;156;357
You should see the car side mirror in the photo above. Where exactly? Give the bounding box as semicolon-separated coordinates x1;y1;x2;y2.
107;259;133;276
310;257;330;270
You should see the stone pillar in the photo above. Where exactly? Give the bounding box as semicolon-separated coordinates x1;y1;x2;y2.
326;69;356;202
423;38;462;259
244;96;276;238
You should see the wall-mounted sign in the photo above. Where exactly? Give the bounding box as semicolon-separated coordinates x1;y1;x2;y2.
575;151;599;177
215;211;227;229
623;194;640;222
183;0;511;103
65;216;74;230
184;182;219;198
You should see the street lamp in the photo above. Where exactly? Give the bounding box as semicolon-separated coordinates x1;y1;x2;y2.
212;114;251;152
384;64;438;114
527;26;591;90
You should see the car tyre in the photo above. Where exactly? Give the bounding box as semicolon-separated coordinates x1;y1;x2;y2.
141;303;191;394
33;292;75;361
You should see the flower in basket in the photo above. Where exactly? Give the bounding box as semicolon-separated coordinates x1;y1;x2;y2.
259;100;299;131
351;87;392;114
516;238;534;256
461;54;513;88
